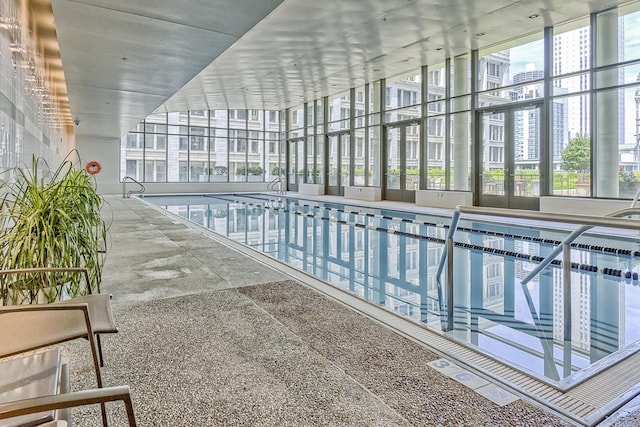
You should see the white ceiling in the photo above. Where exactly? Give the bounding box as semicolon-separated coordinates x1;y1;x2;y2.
49;0;634;139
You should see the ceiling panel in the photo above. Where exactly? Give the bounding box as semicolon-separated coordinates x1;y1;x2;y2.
50;0;284;137
47;0;638;138
71;0;284;37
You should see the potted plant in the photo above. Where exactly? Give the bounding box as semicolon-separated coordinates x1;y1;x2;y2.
211;165;228;182
619;170;639;198
248;165;264;182
236;165;264;181
0;152;108;305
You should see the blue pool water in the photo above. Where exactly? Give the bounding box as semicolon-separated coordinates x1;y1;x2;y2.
142;193;640;390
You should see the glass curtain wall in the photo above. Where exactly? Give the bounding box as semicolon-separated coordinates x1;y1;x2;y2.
121;109;280;183
211;110;229;181
145;112;168;182
552;18;592;196
386;70;422;191
120;2;640;201
306;103;316;183
477;34;545;197
426;64;447;189
593;6;640;198
369;82;382;187
452;55;471;191
287;105;304;185
550;7;640;198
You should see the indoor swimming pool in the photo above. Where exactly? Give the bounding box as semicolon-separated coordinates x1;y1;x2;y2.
141;193;640;391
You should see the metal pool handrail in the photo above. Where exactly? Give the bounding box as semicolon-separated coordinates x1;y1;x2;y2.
520;206;640;286
121;176;145;198
435;205;640;332
267;175;286;194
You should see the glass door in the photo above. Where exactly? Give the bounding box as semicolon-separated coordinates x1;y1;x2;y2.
327;132;350;196
477;103;542;210
384;122;420;202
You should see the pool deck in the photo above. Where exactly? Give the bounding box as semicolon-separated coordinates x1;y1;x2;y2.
61;194;640;426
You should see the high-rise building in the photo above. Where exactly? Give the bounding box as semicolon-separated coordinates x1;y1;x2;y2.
510;64;568;165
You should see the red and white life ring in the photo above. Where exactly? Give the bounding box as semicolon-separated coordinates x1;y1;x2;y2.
85;161;102;175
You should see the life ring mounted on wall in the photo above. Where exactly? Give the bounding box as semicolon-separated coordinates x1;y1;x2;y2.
85;161;102;175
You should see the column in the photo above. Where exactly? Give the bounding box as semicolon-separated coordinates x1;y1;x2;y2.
453;55;470;191
595;9;619;197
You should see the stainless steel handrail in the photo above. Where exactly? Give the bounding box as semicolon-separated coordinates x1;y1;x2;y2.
436;205;640;333
520;206;640;285
121;176;145;198
267;176;286;194
267;176;279;192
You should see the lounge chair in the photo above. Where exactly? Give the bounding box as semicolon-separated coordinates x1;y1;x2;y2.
0;302;133;426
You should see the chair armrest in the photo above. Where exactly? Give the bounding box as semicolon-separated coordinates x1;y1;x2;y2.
0;386;136;427
0;303;104;389
0;303;95;353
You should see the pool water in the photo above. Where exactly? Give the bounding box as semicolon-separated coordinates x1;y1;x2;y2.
142;193;640;390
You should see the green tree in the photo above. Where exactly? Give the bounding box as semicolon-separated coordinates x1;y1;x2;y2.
561;134;590;173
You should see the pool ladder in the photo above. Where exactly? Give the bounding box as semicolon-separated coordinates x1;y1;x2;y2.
121;176;145;198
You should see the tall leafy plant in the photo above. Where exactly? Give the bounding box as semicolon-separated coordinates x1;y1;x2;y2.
0;153;107;305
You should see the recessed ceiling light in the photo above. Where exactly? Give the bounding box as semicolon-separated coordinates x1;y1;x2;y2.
529;14;540;19
435;47;443;51
373;68;381;72
476;32;485;37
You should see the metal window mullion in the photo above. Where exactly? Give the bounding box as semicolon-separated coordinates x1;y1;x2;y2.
543;26;553;196
445;58;451;190
284;108;290;180
470;50;478;195
421;65;428;190
207;110;212;182
380;79;387;196
300;104;306;184
365;83;370;187
322;96;329;188
590;11;597;196
187;111;191;182
245;110;249;182
225;110;230;181
163;113;168;182
350;87;355;187
313;101;318;184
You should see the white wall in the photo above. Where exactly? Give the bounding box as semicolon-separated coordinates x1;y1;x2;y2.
540;196;630;216
415;190;473;209
75;135;121;194
76;135;273;196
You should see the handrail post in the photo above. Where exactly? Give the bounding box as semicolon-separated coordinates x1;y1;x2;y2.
562;242;572;377
446;237;454;332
